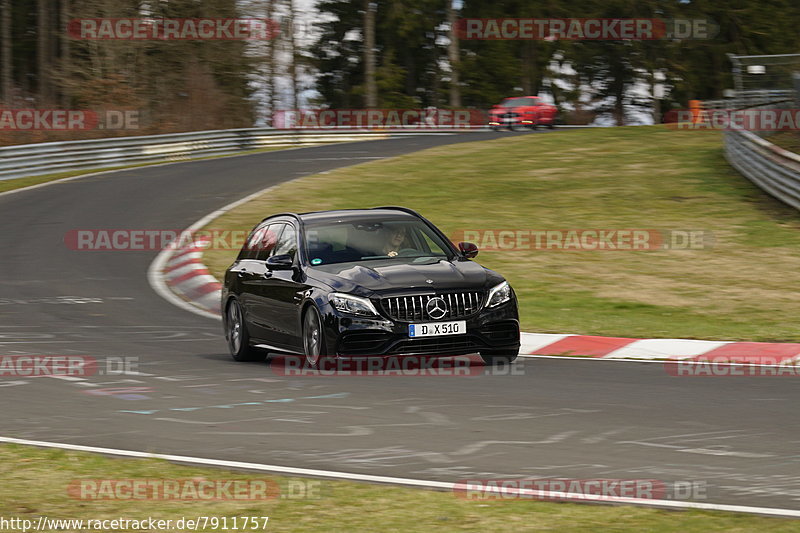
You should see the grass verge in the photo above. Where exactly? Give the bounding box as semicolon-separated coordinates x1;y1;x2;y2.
1;444;796;532
202;126;800;341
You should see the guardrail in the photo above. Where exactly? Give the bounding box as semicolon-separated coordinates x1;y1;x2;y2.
725;128;800;211
703;89;795;110
0;126;484;182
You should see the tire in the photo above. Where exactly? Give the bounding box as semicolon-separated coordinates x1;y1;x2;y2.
302;306;328;367
479;350;519;366
548;123;555;130
226;299;266;362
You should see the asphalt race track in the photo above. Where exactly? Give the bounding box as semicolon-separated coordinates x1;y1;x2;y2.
1;131;798;512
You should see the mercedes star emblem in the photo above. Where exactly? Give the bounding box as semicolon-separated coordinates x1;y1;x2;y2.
425;297;448;320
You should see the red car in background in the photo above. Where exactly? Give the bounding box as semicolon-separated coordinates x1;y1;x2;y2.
489;96;557;130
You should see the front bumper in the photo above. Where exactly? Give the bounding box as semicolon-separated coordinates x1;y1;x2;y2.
325;300;520;357
489;112;529;127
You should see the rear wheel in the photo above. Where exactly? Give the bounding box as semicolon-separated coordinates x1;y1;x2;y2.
303;306;328;367
479;349;519;366
226;300;266;362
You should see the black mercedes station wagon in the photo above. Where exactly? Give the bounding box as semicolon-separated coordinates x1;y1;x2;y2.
222;207;520;366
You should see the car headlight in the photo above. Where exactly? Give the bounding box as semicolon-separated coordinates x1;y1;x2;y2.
330;293;379;317
486;281;512;308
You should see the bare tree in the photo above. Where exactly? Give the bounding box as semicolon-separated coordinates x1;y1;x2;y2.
287;0;299;110
446;0;460;107
37;0;53;103
60;0;71;106
271;0;282;118
651;69;662;124
265;0;275;123
363;0;376;108
1;0;10;104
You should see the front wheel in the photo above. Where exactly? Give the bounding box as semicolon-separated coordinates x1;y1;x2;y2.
226;300;266;362
303;306;328;367
479;350;519;366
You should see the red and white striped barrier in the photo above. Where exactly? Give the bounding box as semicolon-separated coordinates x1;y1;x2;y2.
160;237;222;315
521;333;800;364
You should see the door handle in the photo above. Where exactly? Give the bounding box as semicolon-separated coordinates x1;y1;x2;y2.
262;270;272;279
237;269;247;278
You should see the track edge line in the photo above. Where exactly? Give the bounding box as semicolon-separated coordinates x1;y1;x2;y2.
0;436;797;518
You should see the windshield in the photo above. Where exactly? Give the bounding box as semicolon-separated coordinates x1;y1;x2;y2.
304;218;454;266
501;97;537;107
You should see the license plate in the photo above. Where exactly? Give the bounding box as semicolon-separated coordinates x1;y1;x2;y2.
408;321;466;338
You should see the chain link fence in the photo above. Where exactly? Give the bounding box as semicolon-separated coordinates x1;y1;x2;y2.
701;54;800;113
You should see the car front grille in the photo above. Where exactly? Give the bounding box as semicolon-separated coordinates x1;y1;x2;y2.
381;291;484;322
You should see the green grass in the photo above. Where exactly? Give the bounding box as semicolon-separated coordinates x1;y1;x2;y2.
1;444;796;532
202;126;800;342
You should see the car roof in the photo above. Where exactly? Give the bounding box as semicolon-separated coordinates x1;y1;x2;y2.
261;207;420;225
299;208;419;223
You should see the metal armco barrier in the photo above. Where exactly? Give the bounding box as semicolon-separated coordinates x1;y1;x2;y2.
702;89;795;110
725;128;800;211
0;127;482;181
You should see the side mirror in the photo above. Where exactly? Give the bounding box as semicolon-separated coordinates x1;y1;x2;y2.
266;254;294;270
458;241;479;259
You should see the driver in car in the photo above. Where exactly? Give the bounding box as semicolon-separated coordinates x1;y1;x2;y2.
383;225;408;257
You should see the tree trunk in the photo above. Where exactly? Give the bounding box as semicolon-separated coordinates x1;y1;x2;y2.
37;0;52;104
363;0;376;108
521;42;532;94
614;79;625;126
652;70;661;124
60;0;70;106
1;0;11;104
265;0;274;124
446;0;460;107
288;0;299;111
430;29;440;108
